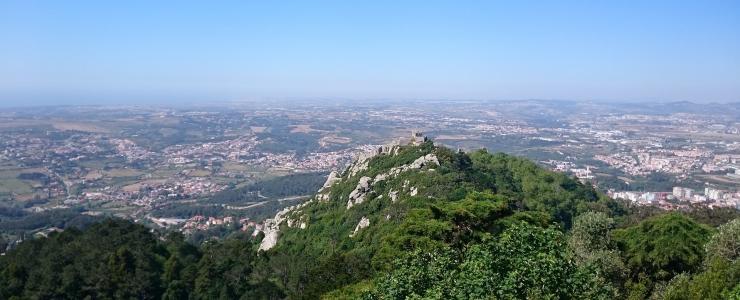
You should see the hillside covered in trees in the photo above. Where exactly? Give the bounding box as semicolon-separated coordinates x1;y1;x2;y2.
1;141;738;299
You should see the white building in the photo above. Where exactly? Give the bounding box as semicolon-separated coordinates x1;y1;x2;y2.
705;187;724;200
672;187;694;200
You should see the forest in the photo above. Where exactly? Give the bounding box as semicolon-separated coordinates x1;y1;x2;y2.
1;142;738;299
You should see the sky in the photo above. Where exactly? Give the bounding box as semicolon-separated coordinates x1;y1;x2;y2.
1;1;739;106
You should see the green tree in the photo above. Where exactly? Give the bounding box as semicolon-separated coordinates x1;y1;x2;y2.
0;235;7;253
568;212;626;292
0;219;166;299
194;238;283;299
661;218;740;300
704;218;740;263
614;213;712;280
613;213;713;298
368;247;458;299
368;223;613;299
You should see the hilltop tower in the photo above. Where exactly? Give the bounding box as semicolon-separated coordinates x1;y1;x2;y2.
410;130;427;145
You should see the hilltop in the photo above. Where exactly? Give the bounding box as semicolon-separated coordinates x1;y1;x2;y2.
258;139;609;252
254;139;617;297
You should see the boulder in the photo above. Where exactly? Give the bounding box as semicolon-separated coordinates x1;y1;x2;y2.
349;216;370;237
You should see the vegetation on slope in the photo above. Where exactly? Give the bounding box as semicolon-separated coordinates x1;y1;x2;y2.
0;219;283;299
264;141;617;298
0;141;738;299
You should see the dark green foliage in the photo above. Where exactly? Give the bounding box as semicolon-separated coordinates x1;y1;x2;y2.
601;172;691;192
378;191;511;257
194;238;282;299
208;172;327;204
614;213;713;281
0;219;166;299
661;218;740;300
467;149;602;228
0;208;101;233
296;252;373;299
613;213;718;298
151;172;325;221
661;259;740;300
704;218;740;263
162;232;201;297
0;205;27;218
256;130;322;155
0;219;282;299
17;172;50;184
366;223;615;299
617;201;740;228
568;212;626;296
150;204;227;218
366;247;458;299
684;206;740;228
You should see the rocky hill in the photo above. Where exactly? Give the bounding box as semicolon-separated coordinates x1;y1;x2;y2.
258;139;606;250
254;139;621;298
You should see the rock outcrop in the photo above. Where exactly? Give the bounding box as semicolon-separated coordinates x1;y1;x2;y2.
348;144;398;178
321;171;341;190
257;200;312;251
256;137;438;251
349;216;370;237
409;153;439;169
347;176;372;209
317;171;341;201
257;206;291;251
346;153;439;209
389;190;399;202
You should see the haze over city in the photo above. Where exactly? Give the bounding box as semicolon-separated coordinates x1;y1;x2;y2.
1;0;739;106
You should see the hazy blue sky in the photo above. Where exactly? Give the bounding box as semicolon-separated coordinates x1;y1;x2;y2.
1;1;739;105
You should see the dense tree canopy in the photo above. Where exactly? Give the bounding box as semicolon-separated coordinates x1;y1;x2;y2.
613;213;712;281
366;222;616;299
0;219;282;300
660;218;740;300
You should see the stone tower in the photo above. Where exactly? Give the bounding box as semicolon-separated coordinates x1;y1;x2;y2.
410;130;427;145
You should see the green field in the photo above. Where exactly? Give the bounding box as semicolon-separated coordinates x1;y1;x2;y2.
0;169;39;196
104;168;144;177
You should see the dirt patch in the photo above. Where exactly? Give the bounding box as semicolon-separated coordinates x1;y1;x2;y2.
319;135;352;147
289;124;321;133
51;121;110;133
436;134;475;140
696;174;740;185
188;169;211;177
105;169;143;177
122;179;167;193
84;171;104;181
250;126;267;133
